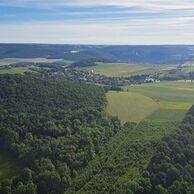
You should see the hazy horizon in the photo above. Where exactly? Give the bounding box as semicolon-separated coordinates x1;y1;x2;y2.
1;43;194;46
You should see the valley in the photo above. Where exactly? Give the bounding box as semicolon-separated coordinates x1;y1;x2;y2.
1;0;194;191
0;44;194;194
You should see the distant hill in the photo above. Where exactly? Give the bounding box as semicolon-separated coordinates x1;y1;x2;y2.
0;44;194;64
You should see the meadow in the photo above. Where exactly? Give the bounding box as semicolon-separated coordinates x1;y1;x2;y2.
82;62;149;76
0;58;73;74
0;67;35;74
0;58;71;66
106;81;194;123
82;62;177;77
106;92;158;124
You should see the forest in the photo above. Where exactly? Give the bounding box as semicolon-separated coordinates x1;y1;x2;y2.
0;44;193;64
0;74;194;194
0;75;121;194
145;106;194;194
67;107;194;194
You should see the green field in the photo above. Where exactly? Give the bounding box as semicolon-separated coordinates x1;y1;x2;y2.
81;62;149;77
0;58;71;66
81;62;177;77
0;58;73;74
0;150;22;180
0;58;75;74
0;67;35;74
106;92;158;123
0;57;70;74
106;81;194;123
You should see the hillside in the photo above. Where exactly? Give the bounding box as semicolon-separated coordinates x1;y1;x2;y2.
65;121;180;194
66;104;194;194
139;105;194;194
0;44;194;64
0;75;193;194
0;75;106;113
0;75;121;194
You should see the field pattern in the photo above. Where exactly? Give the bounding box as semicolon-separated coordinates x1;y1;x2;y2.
106;92;158;123
0;58;72;74
82;62;177;77
82;62;148;77
0;67;34;74
122;81;194;122
0;58;70;66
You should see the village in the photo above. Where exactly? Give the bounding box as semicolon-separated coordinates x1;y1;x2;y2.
41;67;160;86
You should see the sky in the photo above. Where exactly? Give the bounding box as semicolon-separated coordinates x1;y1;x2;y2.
0;0;194;45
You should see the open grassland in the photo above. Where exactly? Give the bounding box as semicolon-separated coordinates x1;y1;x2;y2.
82;62;149;77
0;57;73;74
0;58;72;66
124;81;194;103
82;62;177;77
147;109;188;122
0;67;34;74
0;150;22;180
128;64;177;76
122;81;194;122
106;92;158;123
105;81;194;123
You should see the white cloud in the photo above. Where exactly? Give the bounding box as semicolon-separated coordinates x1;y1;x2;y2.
1;0;194;10
0;17;194;45
0;0;194;44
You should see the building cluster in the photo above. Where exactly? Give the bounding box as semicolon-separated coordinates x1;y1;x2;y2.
42;68;159;86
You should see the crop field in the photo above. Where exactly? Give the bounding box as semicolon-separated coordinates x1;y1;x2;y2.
120;81;194;122
82;62;177;77
147;109;188;121
0;150;22;180
0;58;73;74
82;62;149;77
106;92;158;123
0;58;71;66
0;67;35;74
106;81;194;123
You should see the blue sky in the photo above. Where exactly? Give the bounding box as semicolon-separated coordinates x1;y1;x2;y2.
0;0;194;44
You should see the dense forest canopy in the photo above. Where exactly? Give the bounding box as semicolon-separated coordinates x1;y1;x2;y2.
0;75;106;113
0;74;194;194
0;75;121;194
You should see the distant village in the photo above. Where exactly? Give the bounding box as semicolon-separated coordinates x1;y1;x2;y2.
5;60;161;86
40;67;160;86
